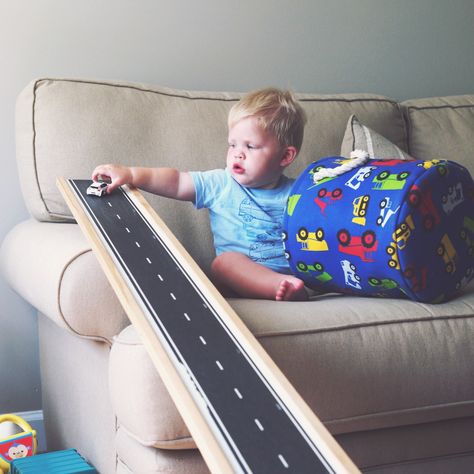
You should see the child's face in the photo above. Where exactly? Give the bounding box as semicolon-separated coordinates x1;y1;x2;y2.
227;116;289;189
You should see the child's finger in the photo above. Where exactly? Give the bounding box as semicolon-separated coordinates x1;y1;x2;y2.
92;164;112;181
91;170;105;181
106;181;118;193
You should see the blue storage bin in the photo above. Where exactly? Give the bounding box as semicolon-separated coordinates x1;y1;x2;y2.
283;157;474;302
10;449;97;474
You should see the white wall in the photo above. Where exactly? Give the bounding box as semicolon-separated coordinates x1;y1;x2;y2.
1;0;473;412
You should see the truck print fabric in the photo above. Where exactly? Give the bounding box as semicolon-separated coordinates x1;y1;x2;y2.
283;156;474;302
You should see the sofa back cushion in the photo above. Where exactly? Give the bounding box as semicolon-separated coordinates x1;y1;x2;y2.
16;78;405;268
401;95;474;176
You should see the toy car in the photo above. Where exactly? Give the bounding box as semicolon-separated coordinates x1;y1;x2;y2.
86;181;108;197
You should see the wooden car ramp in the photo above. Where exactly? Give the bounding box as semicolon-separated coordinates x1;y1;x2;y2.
57;178;360;474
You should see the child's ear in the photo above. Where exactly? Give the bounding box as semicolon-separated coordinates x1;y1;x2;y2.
280;146;298;167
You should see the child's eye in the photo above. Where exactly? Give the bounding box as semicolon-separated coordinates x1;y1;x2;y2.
247;144;257;150
228;143;235;148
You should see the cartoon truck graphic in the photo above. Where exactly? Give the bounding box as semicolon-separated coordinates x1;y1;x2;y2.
460;216;474;256
417;159;448;175
455;267;473;291
393;214;415;250
371;159;407;167
352;195;370;226
239;198;280;224
296;227;329;252
286;194;301;216
372;170;410;191
437;234;457;274
309;164;337;185
314;187;343;215
296;261;333;283
418;160;439;170
376;197;400;227
368;277;399;290
408;184;441;230
404;265;428;293
462;215;474;233
441;182;464;215
386;242;400;270
340;259;362;290
249;240;282;263
337;229;378;262
345;166;377;190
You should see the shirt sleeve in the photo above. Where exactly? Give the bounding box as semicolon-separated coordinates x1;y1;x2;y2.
189;169;228;209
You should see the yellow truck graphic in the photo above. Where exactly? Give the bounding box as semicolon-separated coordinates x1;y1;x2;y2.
296;227;329;252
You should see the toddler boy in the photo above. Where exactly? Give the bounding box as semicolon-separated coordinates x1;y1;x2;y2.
92;88;307;301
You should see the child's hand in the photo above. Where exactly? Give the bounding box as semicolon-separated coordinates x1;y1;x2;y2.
91;164;133;194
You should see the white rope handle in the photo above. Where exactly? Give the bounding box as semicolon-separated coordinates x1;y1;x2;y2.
312;149;370;184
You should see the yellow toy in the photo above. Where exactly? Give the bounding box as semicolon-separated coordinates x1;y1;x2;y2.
0;414;37;473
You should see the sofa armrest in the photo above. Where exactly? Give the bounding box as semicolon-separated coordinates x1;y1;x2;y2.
0;219;129;342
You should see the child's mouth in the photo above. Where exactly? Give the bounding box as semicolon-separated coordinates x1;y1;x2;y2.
233;163;245;174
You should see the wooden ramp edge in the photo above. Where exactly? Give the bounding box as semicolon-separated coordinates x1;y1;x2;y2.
57;177;360;474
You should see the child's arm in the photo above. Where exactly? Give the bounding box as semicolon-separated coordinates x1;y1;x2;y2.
91;164;196;202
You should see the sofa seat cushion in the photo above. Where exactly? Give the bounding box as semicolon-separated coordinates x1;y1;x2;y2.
109;282;474;448
362;451;474;474
232;287;474;434
0;219;128;341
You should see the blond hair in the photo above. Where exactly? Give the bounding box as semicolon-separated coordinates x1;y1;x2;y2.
228;87;307;151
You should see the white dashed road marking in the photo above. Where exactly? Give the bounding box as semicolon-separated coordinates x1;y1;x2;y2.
278;454;289;468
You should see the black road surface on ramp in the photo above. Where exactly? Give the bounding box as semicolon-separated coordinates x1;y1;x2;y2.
70;179;334;474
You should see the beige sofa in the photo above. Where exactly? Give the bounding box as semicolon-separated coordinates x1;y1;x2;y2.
1;78;474;473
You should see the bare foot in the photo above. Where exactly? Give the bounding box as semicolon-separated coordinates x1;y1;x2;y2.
275;277;308;301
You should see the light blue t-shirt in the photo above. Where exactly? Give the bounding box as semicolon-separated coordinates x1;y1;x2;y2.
190;169;294;273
